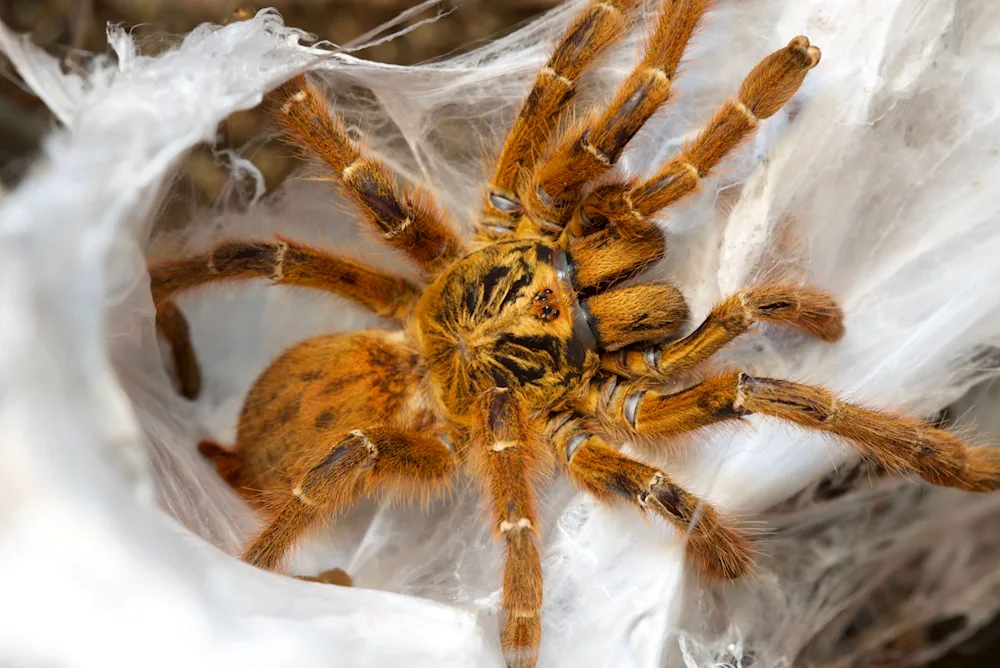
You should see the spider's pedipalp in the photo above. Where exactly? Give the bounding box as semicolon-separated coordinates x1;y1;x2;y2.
528;0;711;227
241;426;455;571
582;282;689;351
552;420;752;579
469;388;549;668
602;284;844;379
479;0;642;240
602;371;1000;492
567;216;666;291
270;76;464;276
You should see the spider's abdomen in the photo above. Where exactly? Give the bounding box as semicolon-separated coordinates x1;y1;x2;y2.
232;330;429;497
414;240;599;424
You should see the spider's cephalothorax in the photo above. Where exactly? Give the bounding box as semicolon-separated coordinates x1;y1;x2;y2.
416;240;603;423
150;3;1000;666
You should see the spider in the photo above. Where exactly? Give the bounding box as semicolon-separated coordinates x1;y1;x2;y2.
149;1;1000;666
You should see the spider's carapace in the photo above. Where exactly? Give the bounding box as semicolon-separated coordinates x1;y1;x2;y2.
416;240;601;422
150;2;1000;666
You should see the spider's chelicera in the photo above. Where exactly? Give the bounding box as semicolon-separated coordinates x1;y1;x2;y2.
149;2;1000;666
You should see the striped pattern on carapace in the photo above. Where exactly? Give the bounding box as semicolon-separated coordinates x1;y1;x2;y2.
149;3;1000;667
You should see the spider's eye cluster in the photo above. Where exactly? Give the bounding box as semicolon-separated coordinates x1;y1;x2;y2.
531;288;561;321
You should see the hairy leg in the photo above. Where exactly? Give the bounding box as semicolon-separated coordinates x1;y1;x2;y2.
241;427;454;571
150;236;420;322
581;37;821;230
155;299;201;399
601;284;843;379
528;0;711;229
551;416;751;579
271;76;464;277
469;388;551;668
594;372;1000;492
480;0;642;240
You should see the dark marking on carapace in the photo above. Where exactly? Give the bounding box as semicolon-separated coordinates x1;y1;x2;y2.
496;267;534;312
497;333;563;367
534;244;553;265
496;355;547;386
481;265;511;307
463;283;479;316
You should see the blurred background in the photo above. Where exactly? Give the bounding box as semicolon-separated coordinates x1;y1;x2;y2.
0;1;997;665
0;0;558;200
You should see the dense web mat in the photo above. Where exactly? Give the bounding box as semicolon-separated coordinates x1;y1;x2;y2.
2;2;1000;666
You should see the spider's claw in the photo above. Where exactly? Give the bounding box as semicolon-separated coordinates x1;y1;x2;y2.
789;35;822;68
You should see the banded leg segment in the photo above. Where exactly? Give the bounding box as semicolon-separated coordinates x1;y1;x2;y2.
529;0;711;228
582;37;821;229
552;419;752;579
242;427;454;571
602;284;843;378
471;388;550;668
599;372;1000;492
150;236;421;323
271;76;464;276
481;0;640;238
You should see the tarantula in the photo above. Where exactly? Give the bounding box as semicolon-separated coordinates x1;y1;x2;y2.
149;1;1000;666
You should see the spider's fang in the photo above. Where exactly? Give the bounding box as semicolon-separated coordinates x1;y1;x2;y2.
564;431;590;460
644;346;661;371
489;191;521;213
624;392;641;428
552;248;599;353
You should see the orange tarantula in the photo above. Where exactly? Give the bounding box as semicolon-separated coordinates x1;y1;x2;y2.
150;1;1000;666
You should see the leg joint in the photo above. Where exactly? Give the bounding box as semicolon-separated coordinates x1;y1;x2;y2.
500;517;534;534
